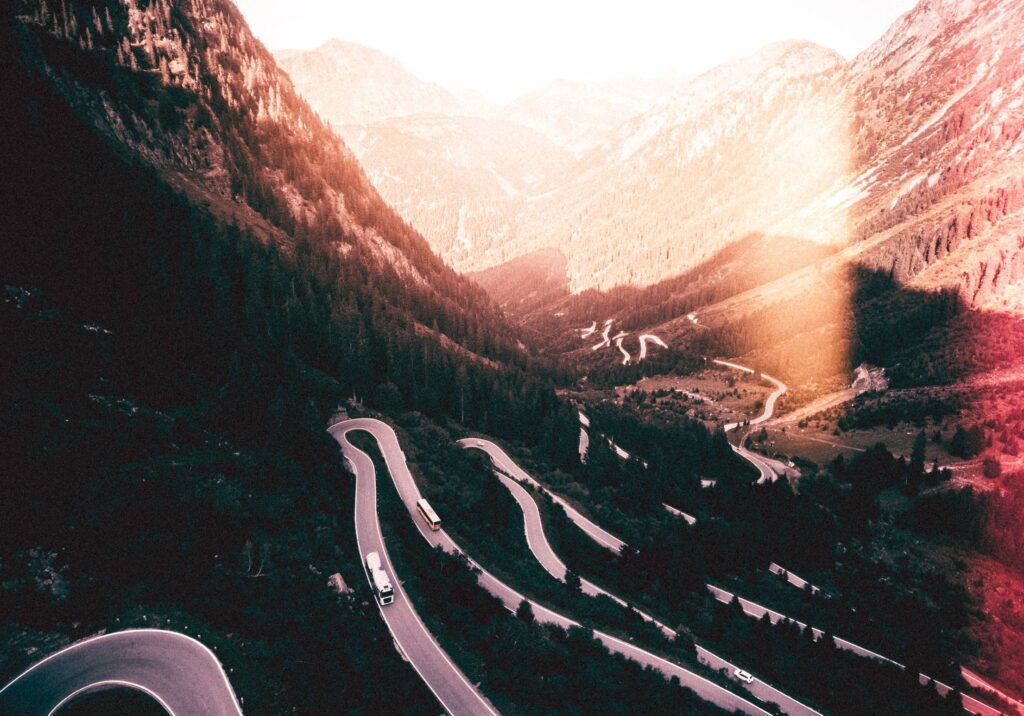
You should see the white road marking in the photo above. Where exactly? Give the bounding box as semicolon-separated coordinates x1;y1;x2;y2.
0;629;242;716
47;680;176;716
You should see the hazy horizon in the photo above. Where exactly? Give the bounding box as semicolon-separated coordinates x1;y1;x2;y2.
233;0;918;102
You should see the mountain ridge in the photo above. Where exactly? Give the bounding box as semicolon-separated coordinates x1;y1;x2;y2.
3;0;560;438
281;0;1024;314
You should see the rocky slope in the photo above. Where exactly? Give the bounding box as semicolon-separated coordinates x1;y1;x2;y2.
533;0;1024;301
518;41;851;291
504;75;687;154
282;0;1024;317
275;41;687;273
275;39;486;126
339;114;575;273
5;0;527;365
846;0;1024;313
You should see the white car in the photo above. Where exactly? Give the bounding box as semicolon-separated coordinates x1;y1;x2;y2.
475;440;485;447
734;669;755;684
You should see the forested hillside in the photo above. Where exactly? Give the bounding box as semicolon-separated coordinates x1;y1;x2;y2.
0;0;561;708
2;0;558;435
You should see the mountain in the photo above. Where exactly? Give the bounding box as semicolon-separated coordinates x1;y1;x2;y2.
468;248;570;318
274;40;694;275
285;40;855;288
656;0;1024;333
516;41;850;291
2;0;552;401
288;1;1024;316
515;0;1024;300
462;0;1024;395
275;39;484;126
504;75;687;154
2;0;565;710
340;114;575;273
842;0;1024;312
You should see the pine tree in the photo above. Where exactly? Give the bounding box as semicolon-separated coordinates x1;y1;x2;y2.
515;599;535;625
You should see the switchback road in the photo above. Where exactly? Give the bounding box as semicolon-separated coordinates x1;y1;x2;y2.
0;629;241;716
330;419;498;716
334;418;768;716
462;438;821;716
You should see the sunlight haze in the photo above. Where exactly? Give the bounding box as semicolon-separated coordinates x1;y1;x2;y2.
233;0;918;101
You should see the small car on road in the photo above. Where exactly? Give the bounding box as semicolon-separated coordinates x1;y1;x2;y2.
734;669;755;684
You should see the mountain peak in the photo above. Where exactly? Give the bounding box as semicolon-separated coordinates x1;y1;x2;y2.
752;39;845;70
275;38;474;126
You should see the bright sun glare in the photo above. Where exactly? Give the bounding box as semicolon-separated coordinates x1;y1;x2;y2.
233;0;917;102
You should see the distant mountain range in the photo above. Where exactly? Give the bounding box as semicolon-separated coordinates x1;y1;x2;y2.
279;0;1024;315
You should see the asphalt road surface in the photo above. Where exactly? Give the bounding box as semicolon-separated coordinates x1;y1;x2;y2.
462;438;822;716
334;418;769;716
573;359;1004;716
0;629;242;716
330;419;499;716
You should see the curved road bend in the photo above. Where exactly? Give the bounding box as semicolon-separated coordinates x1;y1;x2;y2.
329;420;499;716
0;629;242;716
495;407;1000;716
575;412;647;468
704;365;1001;713
461;440;821;716
712;360;786;484
581;360;1000;714
333;418;768;716
474;438;999;715
713;359;787;429
467;437;626;554
638;334;669;361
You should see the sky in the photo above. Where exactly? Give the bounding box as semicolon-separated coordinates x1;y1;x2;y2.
233;0;918;102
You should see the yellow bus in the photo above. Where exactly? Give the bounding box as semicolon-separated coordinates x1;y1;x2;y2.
416;498;441;531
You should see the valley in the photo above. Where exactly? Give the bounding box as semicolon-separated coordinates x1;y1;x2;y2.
3;0;1024;714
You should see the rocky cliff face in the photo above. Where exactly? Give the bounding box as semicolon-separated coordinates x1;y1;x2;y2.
845;0;1024;312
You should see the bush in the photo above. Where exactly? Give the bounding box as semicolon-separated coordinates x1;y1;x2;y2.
983;457;1002;479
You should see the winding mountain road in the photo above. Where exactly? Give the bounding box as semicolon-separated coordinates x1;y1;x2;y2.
462;439;821;716
591;319;614;350
0;629;242;716
333;418;769;716
578;320;666;362
467;437;626;554
4;394;1006;716
572;360;1004;716
713;359;787;484
714;360;787;430
330;419;498;716
638;334;669;360
613;332;631;364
